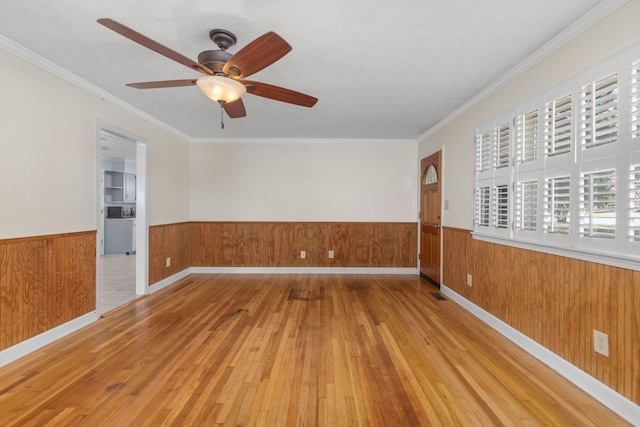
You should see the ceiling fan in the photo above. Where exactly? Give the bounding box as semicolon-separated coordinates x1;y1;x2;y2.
97;18;317;126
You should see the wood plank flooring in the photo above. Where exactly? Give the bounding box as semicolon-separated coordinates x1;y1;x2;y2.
0;274;630;426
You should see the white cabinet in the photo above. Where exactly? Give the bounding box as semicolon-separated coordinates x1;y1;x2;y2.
124;172;136;203
104;170;136;203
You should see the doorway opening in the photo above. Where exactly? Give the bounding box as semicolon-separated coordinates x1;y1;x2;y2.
419;150;442;287
96;123;148;314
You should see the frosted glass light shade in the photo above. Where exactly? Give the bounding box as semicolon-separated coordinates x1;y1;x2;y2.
196;76;246;103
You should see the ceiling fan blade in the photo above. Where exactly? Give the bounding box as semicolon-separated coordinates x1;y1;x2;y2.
242;81;318;107
223;98;247;118
126;79;197;89
223;32;291;79
97;18;213;75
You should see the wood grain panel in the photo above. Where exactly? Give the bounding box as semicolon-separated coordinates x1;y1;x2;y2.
190;222;417;269
50;233;96;322
0;239;46;350
0;231;95;352
148;222;191;285
442;226;640;406
442;227;471;293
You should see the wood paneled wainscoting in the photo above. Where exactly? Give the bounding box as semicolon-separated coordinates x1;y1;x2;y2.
0;231;96;352
442;226;640;407
149;222;417;287
190;222;417;269
148;222;192;285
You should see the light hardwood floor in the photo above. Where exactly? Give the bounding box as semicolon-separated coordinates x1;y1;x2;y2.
0;274;630;426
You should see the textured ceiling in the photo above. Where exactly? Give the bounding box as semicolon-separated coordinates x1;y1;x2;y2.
0;0;608;139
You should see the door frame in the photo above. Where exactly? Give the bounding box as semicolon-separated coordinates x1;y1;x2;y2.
95;121;149;313
418;146;444;285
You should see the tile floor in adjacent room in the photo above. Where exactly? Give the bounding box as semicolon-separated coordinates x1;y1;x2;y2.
98;254;138;313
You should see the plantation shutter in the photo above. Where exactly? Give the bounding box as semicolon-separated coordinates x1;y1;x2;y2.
476;131;491;173
516;110;538;163
629;164;640;241
631;59;640;141
544;176;571;235
475;186;491;228
579;169;616;239
472;42;640;267
496;123;510;169
544;95;572;156
493;184;509;229
581;73;618;149
516;180;537;231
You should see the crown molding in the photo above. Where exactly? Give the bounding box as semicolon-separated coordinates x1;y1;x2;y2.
191;137;417;144
1;0;628;147
0;34;192;143
417;0;630;143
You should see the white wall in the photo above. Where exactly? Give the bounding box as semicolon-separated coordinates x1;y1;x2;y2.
0;47;191;239
0;43;416;241
418;1;640;230
190;140;418;222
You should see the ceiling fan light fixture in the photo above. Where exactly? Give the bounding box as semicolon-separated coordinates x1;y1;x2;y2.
196;75;246;104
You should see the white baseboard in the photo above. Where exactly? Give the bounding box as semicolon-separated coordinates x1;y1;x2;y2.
150;267;418;293
440;284;640;426
148;268;192;293
190;267;417;275
0;311;99;368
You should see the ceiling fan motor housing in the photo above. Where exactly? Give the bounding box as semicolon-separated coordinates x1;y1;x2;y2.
197;50;233;74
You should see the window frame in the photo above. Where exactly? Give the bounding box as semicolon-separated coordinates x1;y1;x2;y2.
514;170;543;242
472;42;640;271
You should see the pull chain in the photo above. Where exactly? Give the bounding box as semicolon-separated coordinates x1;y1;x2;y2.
220;104;225;129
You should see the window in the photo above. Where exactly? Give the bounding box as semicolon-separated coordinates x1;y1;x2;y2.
476;131;491;173
476;186;491;227
544;176;571;235
579;169;616;239
517;110;538;164
494;185;509;229
545;94;572;157
630;164;640;242
496;124;510;169
516;180;537;231
474;44;640;267
424;165;438;184
631;59;640;141
581;74;618;149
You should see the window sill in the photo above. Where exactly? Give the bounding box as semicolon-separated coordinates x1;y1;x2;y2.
471;232;640;272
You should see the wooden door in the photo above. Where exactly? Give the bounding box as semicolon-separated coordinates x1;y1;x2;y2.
420;151;441;285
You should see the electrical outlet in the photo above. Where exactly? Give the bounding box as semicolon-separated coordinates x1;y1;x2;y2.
166;257;171;267
593;330;609;357
444;200;449;210
328;250;334;259
300;251;306;259
466;274;472;287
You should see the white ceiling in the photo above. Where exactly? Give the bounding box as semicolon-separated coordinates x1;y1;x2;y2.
0;0;611;140
100;130;137;161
